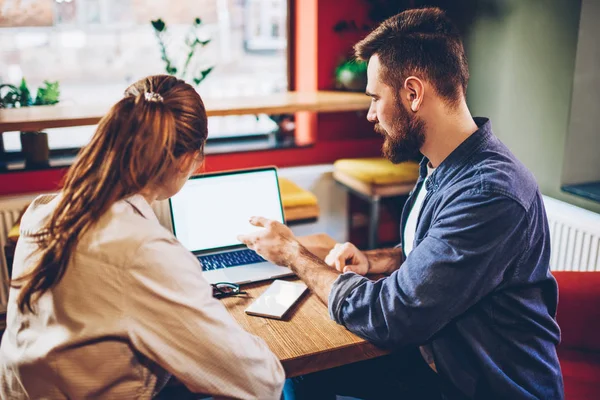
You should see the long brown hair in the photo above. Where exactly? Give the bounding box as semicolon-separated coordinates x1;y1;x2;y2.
12;75;208;313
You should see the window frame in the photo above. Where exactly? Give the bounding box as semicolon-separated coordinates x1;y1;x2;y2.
0;0;295;169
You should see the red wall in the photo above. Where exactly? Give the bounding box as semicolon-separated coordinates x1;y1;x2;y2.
300;0;375;143
0;0;382;196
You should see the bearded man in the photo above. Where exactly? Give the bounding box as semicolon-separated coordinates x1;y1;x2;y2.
238;7;564;400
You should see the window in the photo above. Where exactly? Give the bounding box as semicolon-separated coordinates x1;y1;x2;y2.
0;0;288;152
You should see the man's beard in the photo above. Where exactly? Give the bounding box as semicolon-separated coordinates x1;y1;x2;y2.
374;100;425;163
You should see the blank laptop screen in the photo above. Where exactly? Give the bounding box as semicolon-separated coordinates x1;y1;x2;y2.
169;169;285;253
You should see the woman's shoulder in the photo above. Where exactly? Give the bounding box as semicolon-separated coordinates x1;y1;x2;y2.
19;193;61;238
17;193;184;269
79;197;177;264
94;200;201;279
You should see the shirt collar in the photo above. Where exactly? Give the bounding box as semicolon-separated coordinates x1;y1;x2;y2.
421;117;492;191
124;194;159;222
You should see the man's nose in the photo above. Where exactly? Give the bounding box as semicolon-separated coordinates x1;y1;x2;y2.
367;105;377;123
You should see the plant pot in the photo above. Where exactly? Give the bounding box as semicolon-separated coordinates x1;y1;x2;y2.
336;69;367;92
20;131;49;169
335;59;368;92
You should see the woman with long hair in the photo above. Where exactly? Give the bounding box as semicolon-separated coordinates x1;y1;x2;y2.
0;75;285;399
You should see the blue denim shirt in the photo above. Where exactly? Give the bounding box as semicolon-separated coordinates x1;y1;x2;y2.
329;118;563;399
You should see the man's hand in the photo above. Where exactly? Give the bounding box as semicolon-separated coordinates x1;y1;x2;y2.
237;216;301;266
239;221;348;307
325;242;370;275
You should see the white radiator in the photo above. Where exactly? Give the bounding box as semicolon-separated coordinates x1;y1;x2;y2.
544;196;600;272
0;193;40;307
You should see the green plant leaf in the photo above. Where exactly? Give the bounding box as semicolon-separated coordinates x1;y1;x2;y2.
34;80;60;105
335;58;367;92
192;67;214;86
335;58;367;75
19;78;33;106
150;16;213;84
0;84;21;108
151;18;166;32
333;21;349;32
200;66;213;79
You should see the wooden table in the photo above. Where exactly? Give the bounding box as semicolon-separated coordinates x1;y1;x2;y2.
220;233;389;377
4;234;386;379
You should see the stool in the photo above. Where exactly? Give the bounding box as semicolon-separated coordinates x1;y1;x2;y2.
278;177;319;224
333;158;419;249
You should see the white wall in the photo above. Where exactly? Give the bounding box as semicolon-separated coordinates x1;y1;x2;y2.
562;0;600;186
465;0;600;214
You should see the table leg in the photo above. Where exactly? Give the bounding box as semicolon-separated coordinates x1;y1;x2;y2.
0;134;6;171
368;196;381;250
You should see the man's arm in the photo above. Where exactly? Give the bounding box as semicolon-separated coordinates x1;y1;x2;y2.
289;246;404;305
364;247;404;275
237;218;341;305
324;243;403;276
325;242;404;275
329;192;528;349
237;218;405;306
289;245;341;305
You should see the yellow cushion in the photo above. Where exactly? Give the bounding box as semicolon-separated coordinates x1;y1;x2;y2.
334;158;419;185
8;222;20;243
278;177;318;208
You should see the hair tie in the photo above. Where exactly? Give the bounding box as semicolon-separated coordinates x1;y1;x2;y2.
144;92;164;103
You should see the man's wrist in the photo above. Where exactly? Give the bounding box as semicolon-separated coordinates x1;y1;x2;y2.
286;240;304;270
364;247;403;275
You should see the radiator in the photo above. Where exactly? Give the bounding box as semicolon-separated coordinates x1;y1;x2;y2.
544;196;600;272
0;193;40;307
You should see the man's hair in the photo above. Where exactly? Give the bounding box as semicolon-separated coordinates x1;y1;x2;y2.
355;7;469;106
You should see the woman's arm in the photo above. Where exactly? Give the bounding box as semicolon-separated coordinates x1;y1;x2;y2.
124;236;285;399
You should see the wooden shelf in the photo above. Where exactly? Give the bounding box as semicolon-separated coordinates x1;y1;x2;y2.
0;91;370;133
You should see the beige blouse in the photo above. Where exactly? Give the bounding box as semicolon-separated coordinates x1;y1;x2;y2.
0;194;285;399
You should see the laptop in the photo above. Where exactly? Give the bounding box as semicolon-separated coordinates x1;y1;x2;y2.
168;167;294;285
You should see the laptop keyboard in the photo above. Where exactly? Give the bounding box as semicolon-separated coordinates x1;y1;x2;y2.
199;249;266;271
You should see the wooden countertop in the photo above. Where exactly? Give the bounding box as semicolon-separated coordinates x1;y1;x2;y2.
0;91;370;132
221;233;389;377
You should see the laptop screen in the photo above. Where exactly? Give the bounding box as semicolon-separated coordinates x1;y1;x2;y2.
169;168;285;253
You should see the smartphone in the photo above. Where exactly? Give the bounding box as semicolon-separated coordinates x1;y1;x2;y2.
245;280;308;319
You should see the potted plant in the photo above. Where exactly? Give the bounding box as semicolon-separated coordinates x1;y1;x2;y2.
0;78;60;169
151;17;293;143
150;17;213;85
335;58;368;92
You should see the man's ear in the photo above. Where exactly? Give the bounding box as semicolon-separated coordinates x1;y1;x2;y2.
403;76;425;112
